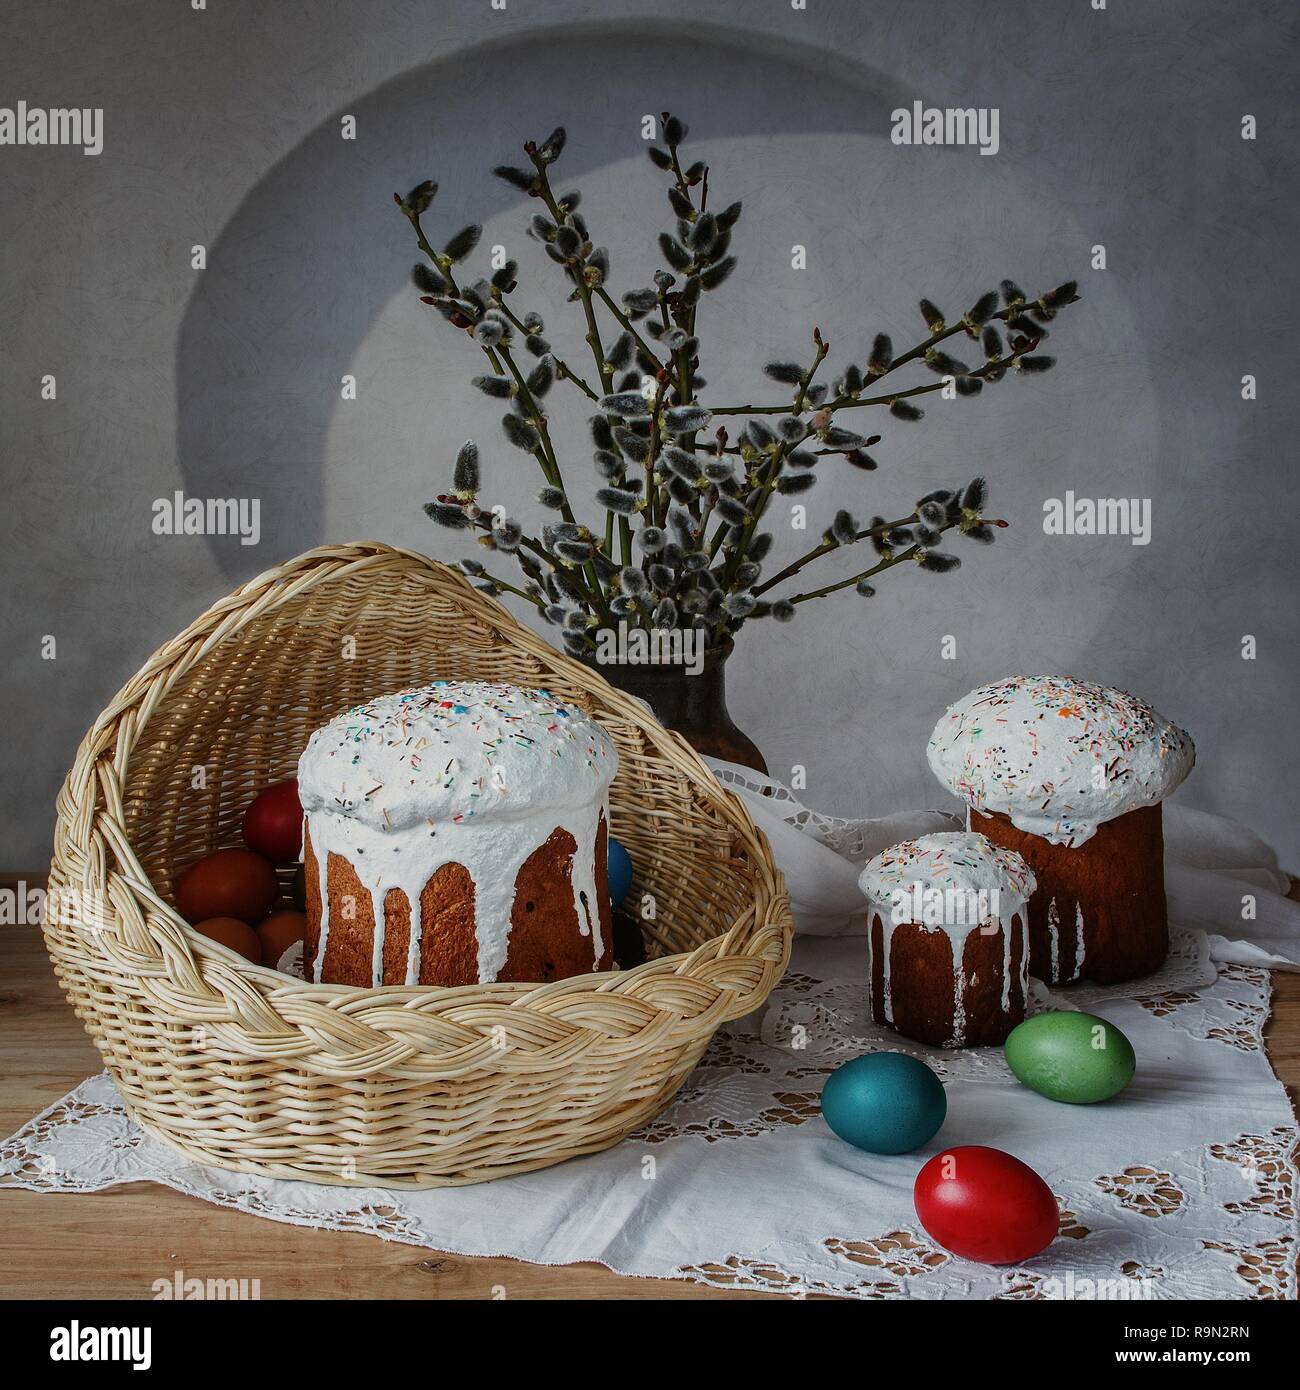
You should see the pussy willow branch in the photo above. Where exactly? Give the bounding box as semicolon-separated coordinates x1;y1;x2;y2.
707;301;1047;417
467;566;550;613
665;139;708;488
409;208;564;495
666;139;705;348
468;513;592;595
646;374;668;534
525;152;675;565
525;151;615;397
492;297;600;401
785;543;924;605
407;118;1075;645
713;332;830;584
409;210;585;565
461;522;570;612
752;510;925;596
593;284;665;372
407;206;617;615
491;339;613;617
668;154;701;372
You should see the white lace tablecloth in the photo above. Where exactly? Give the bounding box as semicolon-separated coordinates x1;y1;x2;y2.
4;771;1298;1300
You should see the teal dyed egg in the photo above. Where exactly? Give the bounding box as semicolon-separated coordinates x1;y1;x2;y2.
608;835;633;909
821;1052;947;1154
1004;1011;1136;1104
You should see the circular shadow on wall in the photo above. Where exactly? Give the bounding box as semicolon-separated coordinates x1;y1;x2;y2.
176;20;939;576
176;17;1154;714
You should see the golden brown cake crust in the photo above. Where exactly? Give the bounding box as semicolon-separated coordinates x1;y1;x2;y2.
961;911;1027;1044
366;864;480;986
869;910;1027;1048
303;825;321;972
416;863;479;986
320;851;377;987
502;827;594;983
303;819;613;988
972;803;1167;985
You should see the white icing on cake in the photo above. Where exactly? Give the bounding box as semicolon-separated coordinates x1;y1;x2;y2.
926;675;1194;848
859;831;1035;1048
858;831;1036;912
297;681;618;985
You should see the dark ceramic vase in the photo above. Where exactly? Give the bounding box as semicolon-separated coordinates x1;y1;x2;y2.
583;638;767;774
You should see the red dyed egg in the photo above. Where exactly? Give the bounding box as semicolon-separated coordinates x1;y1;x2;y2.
913;1145;1058;1265
242;779;303;862
175;848;278;925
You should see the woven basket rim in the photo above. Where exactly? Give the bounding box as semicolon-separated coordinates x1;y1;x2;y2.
50;541;791;1019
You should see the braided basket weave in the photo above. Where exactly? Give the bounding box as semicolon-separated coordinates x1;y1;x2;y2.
45;542;791;1187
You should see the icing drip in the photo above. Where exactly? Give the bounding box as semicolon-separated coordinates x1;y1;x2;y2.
877;915;894;1023
313;838;331;983
1047;897;1061;979
952;967;967;1047
404;898;422;984
1073;900;1085;983
368;882;386;985
926;674;1195;847
299;681;617;985
1001;914;1014;1013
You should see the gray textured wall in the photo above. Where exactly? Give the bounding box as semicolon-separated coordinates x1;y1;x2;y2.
3;0;1297;866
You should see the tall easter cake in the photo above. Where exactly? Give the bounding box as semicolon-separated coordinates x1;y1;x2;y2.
860;832;1036;1048
297;681;619;987
927;675;1194;985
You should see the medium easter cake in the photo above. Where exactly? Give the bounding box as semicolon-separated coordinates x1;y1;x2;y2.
859;831;1036;1048
298;680;618;987
926;674;1194;985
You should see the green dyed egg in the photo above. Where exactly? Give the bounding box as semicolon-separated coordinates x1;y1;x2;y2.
1004;1011;1136;1104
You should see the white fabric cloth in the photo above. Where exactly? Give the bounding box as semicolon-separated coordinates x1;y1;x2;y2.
705;759;1300;970
4;770;1297;1299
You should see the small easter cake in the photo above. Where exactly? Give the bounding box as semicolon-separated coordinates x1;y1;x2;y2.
926;675;1194;985
859;832;1037;1049
298;680;619;987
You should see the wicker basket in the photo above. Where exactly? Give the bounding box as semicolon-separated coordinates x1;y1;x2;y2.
44;542;791;1187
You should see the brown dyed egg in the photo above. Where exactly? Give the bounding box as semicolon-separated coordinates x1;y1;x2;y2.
257;909;307;973
175;848;278;925
191;916;262;965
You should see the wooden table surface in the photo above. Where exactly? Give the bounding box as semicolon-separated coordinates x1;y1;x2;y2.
3;876;1298;1300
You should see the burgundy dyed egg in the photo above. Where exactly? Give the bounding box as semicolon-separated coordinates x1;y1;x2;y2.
242;779;304;862
913;1145;1058;1265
